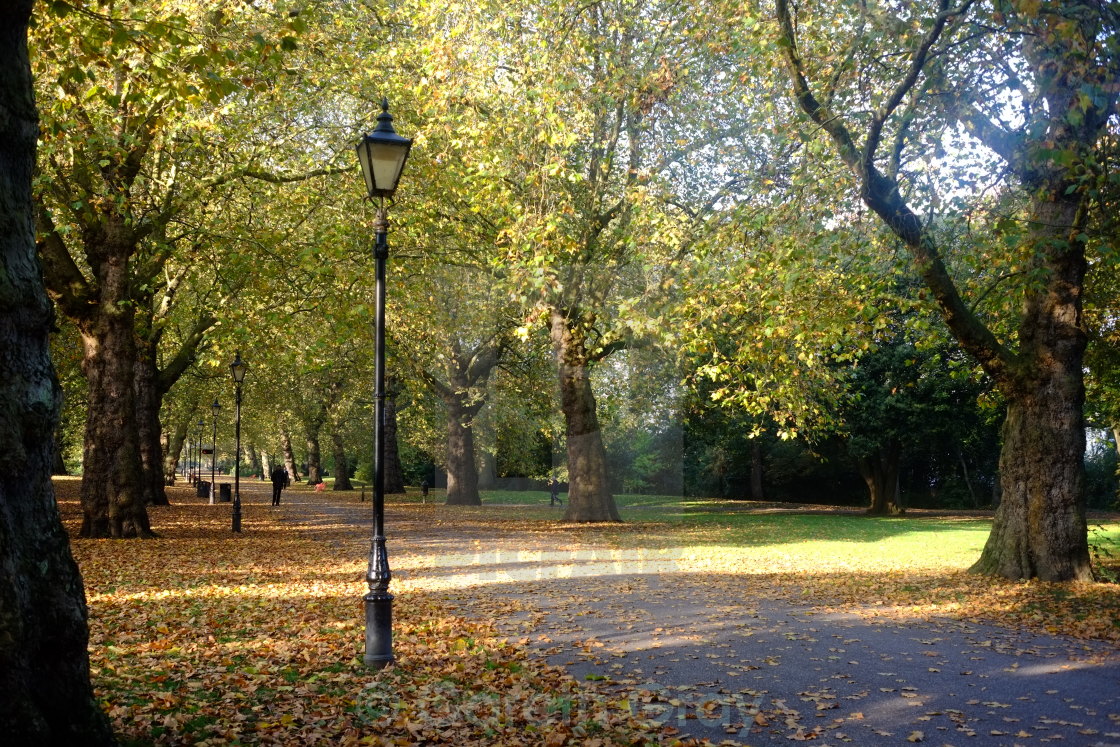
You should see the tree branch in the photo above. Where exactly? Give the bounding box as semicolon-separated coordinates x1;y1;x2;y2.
864;0;975;165
36;207;94;323
587;338;627;363
774;0;1015;384
958;105;1021;165
157;311;217;394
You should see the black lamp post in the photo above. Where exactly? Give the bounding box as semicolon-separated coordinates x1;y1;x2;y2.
184;430;193;481
356;97;412;670
210;399;221;504
230;352;248;533
196;419;205;487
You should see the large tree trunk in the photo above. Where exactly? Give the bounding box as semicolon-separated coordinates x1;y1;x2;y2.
857;441;903;516
966;173;1093;579
383;392;405;494
331;430;353;491
444;395;482;505
77;256;153;537
134;344;168;505
246;443;260;479
305;429;322;485
162;418;189;486
971;379;1090;580
420;340;501;504
550;309;620;522
280;428;300;482
0;4;116;738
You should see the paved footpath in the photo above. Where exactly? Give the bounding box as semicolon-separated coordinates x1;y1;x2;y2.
482;574;1120;746
278;493;1120;746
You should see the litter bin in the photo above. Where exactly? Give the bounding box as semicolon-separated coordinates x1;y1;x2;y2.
196;480;210;499
219;483;231;503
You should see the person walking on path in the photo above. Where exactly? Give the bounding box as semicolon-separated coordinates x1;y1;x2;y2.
270;464;287;506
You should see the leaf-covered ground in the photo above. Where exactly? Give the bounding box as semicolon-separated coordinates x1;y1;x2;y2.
57;478;1120;745
60;481;669;746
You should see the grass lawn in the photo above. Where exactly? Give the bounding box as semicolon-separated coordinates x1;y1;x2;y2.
317;480;1120;576
323;481;1120;638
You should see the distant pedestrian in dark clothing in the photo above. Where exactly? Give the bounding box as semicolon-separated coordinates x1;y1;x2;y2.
549;479;562;506
420;479;429;500
271;465;287;506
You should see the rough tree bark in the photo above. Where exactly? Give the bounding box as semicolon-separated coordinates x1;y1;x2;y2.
280;428;300;482
0;3;116;739
305;429;322;485
444;394;483;505
51;428;67;475
75;257;153;537
775;0;1114;579
330;429;353;491
36;128;156;535
550;308;621;522
246;443;261;479
134;347;168;505
36;118;157;536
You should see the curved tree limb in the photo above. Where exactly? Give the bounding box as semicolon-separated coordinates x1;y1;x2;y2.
774;0;1015;386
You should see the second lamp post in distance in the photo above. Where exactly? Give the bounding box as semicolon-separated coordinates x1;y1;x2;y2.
230;351;247;533
210;399;221;504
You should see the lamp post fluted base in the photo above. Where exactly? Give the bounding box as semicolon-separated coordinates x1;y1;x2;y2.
363;593;394;669
232;497;242;533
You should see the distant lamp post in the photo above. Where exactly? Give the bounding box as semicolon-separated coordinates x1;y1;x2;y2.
196;419;205;488
210;399;221;504
230;352;248;533
184;429;193;481
356;96;412;670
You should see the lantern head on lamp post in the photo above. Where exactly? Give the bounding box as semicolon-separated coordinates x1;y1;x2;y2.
210;399;221;504
230;352;248;533
356;97;413;203
357;97;411;670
